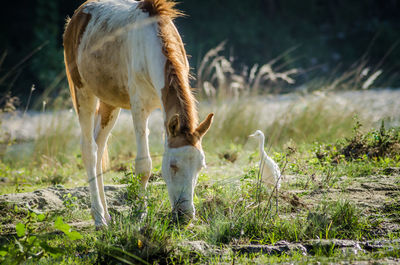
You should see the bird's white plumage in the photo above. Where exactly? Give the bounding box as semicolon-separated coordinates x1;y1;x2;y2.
249;130;281;190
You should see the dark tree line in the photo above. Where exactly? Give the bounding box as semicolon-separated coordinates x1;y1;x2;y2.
1;0;399;105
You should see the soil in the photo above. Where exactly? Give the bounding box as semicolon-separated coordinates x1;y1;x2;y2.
0;184;130;235
284;173;400;236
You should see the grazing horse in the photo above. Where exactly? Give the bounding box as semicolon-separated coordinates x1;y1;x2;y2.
63;0;214;226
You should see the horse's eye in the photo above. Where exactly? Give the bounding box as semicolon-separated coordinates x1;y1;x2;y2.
170;164;179;173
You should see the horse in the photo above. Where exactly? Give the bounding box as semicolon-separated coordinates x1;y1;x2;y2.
63;0;214;226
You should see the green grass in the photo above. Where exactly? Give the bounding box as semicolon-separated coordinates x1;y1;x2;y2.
200;94;368;149
0;90;380;196
1;93;400;263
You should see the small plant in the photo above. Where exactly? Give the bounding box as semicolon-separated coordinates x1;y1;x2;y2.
0;206;82;264
95;184;172;264
318;120;400;162
305;200;367;240
62;193;78;210
121;170;148;218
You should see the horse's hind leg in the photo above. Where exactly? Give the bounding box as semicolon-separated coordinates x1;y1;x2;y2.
76;89;106;226
94;101;120;222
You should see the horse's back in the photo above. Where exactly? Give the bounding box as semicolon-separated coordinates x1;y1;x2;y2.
64;0;161;109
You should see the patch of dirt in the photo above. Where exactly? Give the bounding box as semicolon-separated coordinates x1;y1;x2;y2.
285;174;400;235
0;185;129;212
0;184;130;234
219;151;238;163
232;239;400;257
279;192;309;212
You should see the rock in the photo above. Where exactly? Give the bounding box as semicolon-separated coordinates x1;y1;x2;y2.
232;239;400;257
0;184;129;212
177;240;222;257
232;241;307;256
382;167;400;176
361;182;398;191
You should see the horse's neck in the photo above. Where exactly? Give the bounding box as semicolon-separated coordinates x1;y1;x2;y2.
162;83;181;124
161;82;197;133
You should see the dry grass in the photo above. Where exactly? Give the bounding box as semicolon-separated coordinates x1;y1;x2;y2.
0;45;397;191
200;93;369;150
196;42;299;101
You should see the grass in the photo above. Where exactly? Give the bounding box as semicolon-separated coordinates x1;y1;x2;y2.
1;45;400;263
1;93;400;263
200;92;372;151
1;120;400;263
0;90;374;195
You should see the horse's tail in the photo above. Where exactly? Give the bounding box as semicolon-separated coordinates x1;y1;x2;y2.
64;55;109;173
63;3;92;114
64;51;79;114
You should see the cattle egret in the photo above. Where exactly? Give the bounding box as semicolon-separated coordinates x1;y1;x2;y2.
249;130;281;190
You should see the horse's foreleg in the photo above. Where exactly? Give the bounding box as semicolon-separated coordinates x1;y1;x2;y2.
76;91;106;227
130;99;152;188
94;102;120;222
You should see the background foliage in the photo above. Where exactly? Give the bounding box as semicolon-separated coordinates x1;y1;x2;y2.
0;0;399;105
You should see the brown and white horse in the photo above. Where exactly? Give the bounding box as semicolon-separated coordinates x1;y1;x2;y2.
63;0;213;226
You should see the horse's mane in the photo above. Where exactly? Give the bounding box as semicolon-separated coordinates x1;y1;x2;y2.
139;0;198;132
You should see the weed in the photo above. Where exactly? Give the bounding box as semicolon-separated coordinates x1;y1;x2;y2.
0;206;82;264
62;193;78;211
96;193;172;264
306;200;368;240
317;120;400;162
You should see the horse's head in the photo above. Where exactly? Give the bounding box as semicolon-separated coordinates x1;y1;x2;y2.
162;113;214;220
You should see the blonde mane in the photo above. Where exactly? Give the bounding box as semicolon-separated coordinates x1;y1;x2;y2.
139;0;198;132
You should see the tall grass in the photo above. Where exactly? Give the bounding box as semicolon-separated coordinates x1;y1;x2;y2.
200;93;369;151
195;44;392;152
196;42;299;101
0;44;395;191
32;111;78;164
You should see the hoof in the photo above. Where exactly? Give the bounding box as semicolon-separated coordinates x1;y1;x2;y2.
105;213;112;224
139;210;147;222
91;207;108;227
95;223;108;231
94;216;108;228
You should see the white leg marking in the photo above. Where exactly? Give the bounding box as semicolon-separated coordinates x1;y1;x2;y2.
130;97;153;188
76;91;106;226
94;104;121;223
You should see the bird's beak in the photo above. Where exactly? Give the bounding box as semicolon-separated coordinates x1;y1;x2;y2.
249;133;256;138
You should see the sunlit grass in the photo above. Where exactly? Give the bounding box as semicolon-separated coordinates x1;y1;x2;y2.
201;93;370;152
1;44;399;263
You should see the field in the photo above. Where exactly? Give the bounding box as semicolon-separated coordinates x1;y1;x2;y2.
0;0;399;261
0;84;400;264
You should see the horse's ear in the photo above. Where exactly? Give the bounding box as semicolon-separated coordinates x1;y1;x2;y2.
168;114;180;137
196;113;214;137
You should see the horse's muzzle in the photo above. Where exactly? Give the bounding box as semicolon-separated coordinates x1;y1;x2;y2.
171;206;194;223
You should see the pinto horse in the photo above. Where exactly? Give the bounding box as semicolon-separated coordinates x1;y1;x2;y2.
63;0;213;226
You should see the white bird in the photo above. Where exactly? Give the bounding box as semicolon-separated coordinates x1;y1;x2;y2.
249;130;281;190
